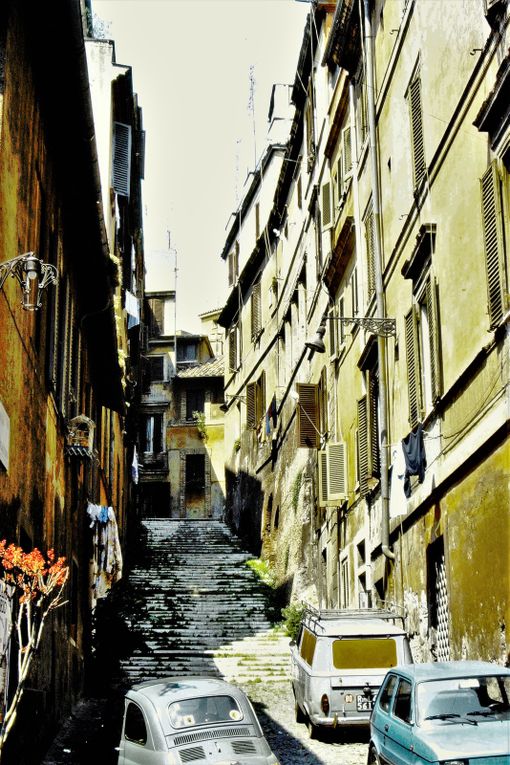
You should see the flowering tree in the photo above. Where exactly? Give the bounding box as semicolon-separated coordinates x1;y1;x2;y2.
0;541;69;759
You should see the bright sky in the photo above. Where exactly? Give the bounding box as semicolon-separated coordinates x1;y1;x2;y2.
94;0;308;333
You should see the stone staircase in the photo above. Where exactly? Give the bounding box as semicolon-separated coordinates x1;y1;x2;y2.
118;519;291;686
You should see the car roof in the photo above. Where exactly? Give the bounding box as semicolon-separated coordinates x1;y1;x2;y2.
389;661;510;682
304;618;407;637
127;676;246;705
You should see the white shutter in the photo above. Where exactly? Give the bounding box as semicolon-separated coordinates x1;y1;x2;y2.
318;450;329;507
342;126;353;180
317;443;347;506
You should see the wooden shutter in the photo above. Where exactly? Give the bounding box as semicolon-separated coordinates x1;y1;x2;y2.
368;369;380;477
246;382;257;429
229;327;238;373
408;74;426;188
112;122;132;197
327;442;347;501
481;164;505;327
425;276;442;401
342;126;352;178
365;206;376;296
405;308;421;427
297;383;319;448
318;450;329;506
251;281;262;340
357;396;369;496
336;155;344;201
322;181;332;229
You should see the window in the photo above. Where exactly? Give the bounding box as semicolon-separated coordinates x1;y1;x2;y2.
407;68;426;188
148;356;164;382
379;674;398;713
405;275;441;426
332;638;397;670
228;242;239;287
357;342;380;496
146;297;166;338
124;702;147;745
296;382;320;448
299;628;317;666
394;679;413;723
112;121;132;198
251;281;262;341
142;413;163;453
177;341;197;362
364;201;376;298
481;163;507;327
186;389;205;421
228;323;240;373
246;372;266;429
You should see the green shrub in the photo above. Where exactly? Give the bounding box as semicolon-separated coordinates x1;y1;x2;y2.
281;601;305;641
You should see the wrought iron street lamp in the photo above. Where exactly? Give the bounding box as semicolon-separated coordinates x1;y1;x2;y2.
0;252;58;311
305;314;396;353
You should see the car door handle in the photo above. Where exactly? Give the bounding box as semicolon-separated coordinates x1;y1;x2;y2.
384;724;389;732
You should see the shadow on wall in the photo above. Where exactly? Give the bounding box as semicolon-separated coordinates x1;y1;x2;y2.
225;467;263;556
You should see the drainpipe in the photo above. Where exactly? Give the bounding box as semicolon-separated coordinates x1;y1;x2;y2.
362;0;395;561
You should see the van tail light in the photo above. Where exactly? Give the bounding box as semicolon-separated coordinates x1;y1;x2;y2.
321;694;330;715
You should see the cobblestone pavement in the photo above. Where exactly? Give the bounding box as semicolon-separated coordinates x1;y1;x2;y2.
42;680;369;765
241;681;369;765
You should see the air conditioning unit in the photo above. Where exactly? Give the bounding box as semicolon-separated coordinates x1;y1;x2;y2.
318;442;347;507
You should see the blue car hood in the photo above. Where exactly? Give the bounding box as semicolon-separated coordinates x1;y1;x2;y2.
415;719;510;759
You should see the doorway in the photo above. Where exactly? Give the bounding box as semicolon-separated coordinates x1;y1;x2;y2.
185;453;206;518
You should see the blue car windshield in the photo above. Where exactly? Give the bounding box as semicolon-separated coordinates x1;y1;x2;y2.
417;675;510;726
168;695;243;729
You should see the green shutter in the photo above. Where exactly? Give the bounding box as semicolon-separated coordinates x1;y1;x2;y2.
405;308;421;427
481;164;505;327
369;369;380;477
365;206;376;296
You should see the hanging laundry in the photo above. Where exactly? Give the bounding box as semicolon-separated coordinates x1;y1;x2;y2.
389;443;407;518
86;503;123;599
401;423;427;498
131;446;139;485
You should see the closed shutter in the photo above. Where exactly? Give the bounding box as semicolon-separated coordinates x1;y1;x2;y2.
318;450;329;506
425;277;442;401
251;281;262;340
342;126;352;178
297;383;320;448
365;206;376;296
405;308;421;427
369;370;380;477
229;327;238;373
408;75;426;188
357;396;369;496
322;181;332;229
112;122;132;197
228;251;234;286
336;155;344;201
327;442;347;501
246;382;257;429
481;164;505;327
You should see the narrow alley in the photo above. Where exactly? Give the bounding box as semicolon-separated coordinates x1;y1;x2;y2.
42;518;367;765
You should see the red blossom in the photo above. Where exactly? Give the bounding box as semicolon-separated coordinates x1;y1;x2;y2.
0;540;69;602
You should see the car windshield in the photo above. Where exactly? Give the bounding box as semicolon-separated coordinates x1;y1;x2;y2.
168;694;243;729
332;638;397;670
416;675;510;725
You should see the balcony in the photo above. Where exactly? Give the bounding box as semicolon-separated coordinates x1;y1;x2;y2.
139;451;168;479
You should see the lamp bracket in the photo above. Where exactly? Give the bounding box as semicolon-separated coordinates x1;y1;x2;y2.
0;253;58;310
327;316;396;337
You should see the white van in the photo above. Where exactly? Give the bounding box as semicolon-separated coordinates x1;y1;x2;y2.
290;605;413;738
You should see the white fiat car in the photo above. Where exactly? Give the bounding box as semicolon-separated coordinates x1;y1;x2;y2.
290;605;413;738
117;676;279;765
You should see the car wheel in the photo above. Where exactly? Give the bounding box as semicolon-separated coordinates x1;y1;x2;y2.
294;699;306;724
367;746;381;764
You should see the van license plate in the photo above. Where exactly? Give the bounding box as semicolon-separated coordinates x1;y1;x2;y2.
356;695;373;712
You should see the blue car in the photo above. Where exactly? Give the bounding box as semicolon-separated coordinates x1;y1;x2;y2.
368;661;510;765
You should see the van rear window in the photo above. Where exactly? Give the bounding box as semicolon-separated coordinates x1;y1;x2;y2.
332;638;397;669
300;629;317;666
